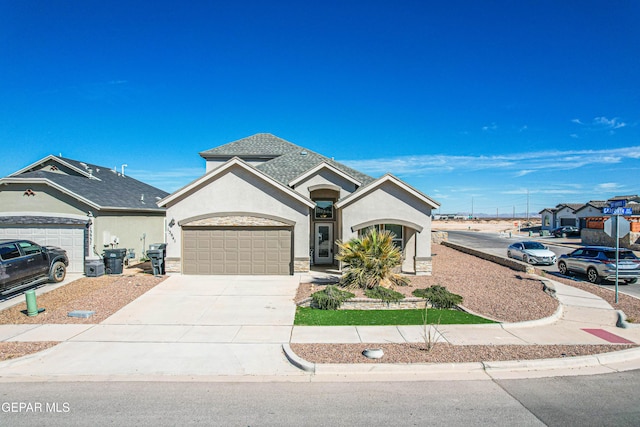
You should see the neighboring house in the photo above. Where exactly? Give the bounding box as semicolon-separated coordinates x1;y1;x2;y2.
582;195;640;250
575;201;608;229
553;204;583;228
539;208;556;230
158;133;440;276
0;156;168;272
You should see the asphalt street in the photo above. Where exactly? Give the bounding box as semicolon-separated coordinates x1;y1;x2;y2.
2;373;639;426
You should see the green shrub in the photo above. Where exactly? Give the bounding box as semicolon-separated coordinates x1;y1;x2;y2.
311;285;355;310
412;285;463;309
364;286;405;303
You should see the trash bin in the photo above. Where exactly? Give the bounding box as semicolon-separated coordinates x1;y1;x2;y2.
147;244;166;276
149;243;166;251
104;248;127;274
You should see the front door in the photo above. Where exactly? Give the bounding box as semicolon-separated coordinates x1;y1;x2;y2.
314;223;333;265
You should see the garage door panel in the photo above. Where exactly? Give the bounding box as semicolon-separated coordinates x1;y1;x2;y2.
0;226;85;273
238;251;252;262
182;227;291;275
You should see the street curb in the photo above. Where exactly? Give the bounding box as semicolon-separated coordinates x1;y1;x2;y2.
617;310;640;329
282;343;315;373
501;299;564;329
283;343;640;377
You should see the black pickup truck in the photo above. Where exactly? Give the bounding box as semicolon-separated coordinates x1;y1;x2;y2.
0;239;69;295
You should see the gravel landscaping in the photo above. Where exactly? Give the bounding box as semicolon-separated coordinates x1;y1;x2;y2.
296;244;559;323
290;343;636;364
0;270;165;361
293;243;639;364
0;273;166;325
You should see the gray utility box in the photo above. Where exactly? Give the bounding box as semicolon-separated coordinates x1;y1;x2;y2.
104;248;127;275
147;243;167;276
85;259;105;277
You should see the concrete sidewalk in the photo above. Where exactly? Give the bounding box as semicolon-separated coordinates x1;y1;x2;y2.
1;274;640;382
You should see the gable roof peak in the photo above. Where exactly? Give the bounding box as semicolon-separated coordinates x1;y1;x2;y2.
198;133;375;187
199;133;304;158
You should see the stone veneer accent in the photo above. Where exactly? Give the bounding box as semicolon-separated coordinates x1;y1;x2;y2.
431;230;448;244
415;257;433;276
582;228;640;251
298;297;428;310
183;215;290;227
165;258;181;273
294;257;310;273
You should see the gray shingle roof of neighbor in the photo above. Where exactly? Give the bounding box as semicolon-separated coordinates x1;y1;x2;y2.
610;195;639;200
0;216;88;225
554;203;584;212
7;156;169;211
585;200;608;208
199;133;375;186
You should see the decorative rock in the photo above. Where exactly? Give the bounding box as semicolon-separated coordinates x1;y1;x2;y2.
362;348;384;359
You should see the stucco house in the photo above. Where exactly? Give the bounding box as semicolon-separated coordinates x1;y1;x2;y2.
581;195;640;250
575;200;608;229
0;156;168;272
539;208;556;231
539;203;583;230
158;133;440;276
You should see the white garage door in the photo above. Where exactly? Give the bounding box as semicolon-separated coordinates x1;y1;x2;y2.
183;227;292;275
0;226;85;273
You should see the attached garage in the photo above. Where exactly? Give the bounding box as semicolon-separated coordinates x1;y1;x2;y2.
0;217;86;273
182;227;292;275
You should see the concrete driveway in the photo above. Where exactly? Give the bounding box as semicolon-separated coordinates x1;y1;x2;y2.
0;274;309;380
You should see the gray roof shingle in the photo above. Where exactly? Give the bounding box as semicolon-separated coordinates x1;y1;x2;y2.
199;133;375;186
8;157;168;211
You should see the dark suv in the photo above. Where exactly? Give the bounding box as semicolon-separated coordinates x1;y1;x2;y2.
0;239;69;295
557;246;640;284
552;226;580;238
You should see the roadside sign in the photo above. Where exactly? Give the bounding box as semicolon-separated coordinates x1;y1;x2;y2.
609;200;627;208
603;207;633;215
604;216;631;238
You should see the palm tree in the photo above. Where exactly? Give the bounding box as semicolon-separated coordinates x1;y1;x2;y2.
336;227;409;289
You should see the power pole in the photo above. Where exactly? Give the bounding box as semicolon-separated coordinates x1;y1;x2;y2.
526;189;530;221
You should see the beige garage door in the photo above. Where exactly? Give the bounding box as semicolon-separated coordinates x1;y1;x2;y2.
183;227;292;275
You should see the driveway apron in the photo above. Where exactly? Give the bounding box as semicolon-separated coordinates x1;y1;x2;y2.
0;275;308;379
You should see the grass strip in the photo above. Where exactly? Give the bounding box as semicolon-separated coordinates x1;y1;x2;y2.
294;307;496;326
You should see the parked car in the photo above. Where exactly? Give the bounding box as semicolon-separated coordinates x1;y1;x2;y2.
507;241;557;265
557;246;640;284
0;239;68;295
552;226;580;238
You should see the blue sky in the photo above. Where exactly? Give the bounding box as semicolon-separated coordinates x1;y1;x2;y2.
1;1;639;215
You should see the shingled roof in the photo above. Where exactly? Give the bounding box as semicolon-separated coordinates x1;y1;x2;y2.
3;156;168;211
199;133;375;186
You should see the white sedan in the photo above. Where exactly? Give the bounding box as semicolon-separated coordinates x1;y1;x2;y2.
507;241;557;265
